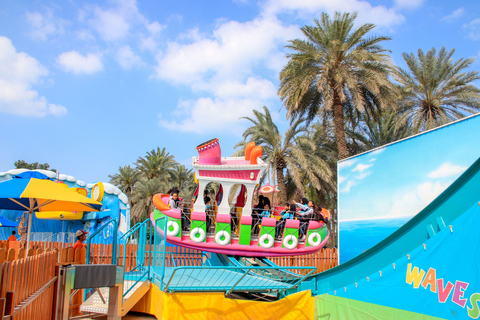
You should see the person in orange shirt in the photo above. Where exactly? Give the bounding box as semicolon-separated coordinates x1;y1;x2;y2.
8;230;17;242
73;229;88;253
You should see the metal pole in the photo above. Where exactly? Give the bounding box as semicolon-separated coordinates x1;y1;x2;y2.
26;210;33;250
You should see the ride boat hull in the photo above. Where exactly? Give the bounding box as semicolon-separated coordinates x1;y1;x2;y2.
151;194;329;257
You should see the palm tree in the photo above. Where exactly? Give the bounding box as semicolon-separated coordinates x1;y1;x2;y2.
171;165;196;200
136;147;177;181
278;12;395;160
396;47;480;132
130;178;166;223
108;165;141;198
235;106;334;204
346;109;413;151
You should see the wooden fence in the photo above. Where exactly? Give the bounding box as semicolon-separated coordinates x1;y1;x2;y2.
1;240;337;273
0;250;58;320
269;248;338;275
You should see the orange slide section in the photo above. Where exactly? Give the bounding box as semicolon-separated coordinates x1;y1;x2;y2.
153;193;170;211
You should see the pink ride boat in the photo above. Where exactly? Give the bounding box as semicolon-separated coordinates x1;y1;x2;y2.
151;138;329;257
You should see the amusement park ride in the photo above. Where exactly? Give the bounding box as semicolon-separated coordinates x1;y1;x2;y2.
151;138;329;257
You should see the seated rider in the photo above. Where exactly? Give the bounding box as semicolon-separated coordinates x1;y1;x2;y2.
181;202;191;231
260;204;271;218
296;198;314;239
314;205;329;224
205;196;213;232
275;203;294;239
169;190;180;209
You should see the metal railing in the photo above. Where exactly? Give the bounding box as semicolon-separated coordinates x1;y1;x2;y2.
161;265;316;294
118;219;152;297
86;219;118;264
153;216;167;291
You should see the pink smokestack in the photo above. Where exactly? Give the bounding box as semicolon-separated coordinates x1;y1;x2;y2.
196;138;221;165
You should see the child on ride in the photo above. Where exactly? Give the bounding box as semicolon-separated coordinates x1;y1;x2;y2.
260;204;271;218
169;190;180;209
275;203;294;239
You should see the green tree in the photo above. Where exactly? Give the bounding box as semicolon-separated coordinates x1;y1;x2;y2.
171;165;196;201
108;165;141;198
14;160;56;172
130;178;166;224
396;47;480;132
346;109;413;151
278;12;395;160
136;147;177;181
235;106;334;204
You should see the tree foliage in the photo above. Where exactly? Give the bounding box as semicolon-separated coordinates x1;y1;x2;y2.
14;160;56;172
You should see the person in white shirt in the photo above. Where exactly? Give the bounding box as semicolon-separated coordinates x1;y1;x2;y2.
169;191;180;209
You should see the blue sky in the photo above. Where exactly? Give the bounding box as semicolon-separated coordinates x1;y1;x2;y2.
1;0;480;184
338;114;480;222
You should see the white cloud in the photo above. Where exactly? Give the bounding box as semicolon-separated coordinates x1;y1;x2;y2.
428;163;467;179
261;0;406;29
389;191;422;218
338;175;346;185
154;17;299;85
154;16;299;133
442;8;465;22
47;104;68;116
417;181;450;205
92;8;130;42
159;98;266;134
57;51;103;74
338;158;358;170
369;158;376;162
352;163;372;173
389;180;451;218
355;172;371;180
76;30;95;41
146;21;163;35
209;77;276;99
341;180;357;193
0;36;66;117
369;148;385;156
393;0;425;9
464;19;480;40
116;46;143;69
26;11;66;41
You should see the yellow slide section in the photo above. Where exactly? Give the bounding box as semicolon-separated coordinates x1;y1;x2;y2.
131;284;314;319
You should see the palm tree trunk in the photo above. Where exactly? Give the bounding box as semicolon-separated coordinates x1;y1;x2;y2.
333;92;350;160
276;167;288;204
316;188;327;207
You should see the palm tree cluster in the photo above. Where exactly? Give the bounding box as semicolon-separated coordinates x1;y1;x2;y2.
235;11;480;229
109;148;196;224
278;12;480;160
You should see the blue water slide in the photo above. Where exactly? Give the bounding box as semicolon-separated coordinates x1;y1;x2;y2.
305;156;480;295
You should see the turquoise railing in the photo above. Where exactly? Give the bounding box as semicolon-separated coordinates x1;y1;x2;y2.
86;219;118;264
152;216;168;291
160;265;316;294
119;219;152;297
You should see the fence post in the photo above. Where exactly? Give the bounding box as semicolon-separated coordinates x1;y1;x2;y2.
4;292;14;317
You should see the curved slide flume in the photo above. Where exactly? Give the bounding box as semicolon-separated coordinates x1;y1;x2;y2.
303;156;480;295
